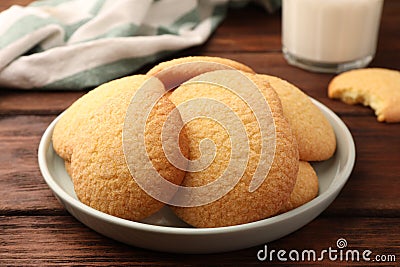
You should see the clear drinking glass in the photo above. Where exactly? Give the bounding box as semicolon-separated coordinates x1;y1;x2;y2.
282;0;384;73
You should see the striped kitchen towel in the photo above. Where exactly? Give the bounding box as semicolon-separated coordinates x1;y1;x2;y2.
0;0;281;90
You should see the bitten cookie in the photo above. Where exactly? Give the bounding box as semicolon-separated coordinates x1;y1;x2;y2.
328;68;400;122
170;71;299;228
280;161;319;213
258;74;336;161
52;75;148;162
69;75;189;221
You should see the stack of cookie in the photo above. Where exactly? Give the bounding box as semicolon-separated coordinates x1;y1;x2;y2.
52;56;336;228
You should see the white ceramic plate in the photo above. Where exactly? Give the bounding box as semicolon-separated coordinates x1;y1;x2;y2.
38;99;355;254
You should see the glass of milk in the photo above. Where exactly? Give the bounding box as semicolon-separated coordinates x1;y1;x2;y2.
282;0;384;73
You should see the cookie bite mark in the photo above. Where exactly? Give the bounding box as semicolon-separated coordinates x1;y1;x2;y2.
328;68;400;122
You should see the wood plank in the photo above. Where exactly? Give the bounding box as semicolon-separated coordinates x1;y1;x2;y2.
199;0;400;53
323;115;400;217
2;50;396;116
0;0;31;11
0;115;64;214
1;115;399;217
203;0;400;53
203;5;282;53
0;216;398;265
0;90;86;115
205;34;281;53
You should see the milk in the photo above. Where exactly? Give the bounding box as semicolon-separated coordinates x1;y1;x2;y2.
282;0;384;72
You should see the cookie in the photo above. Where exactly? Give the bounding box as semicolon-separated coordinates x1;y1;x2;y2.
258;74;336;161
69;75;189;221
280;161;319;213
52;75;148;162
328;68;400;122
169;71;299;227
147;56;254;76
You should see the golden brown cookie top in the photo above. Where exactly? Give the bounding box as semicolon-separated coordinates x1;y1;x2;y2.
280;161;319;213
52;75;148;161
258;74;336;161
70;75;188;221
170;71;299;227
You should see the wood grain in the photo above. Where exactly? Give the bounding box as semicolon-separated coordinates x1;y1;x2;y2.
0;91;86;115
1;216;398;266
0;0;30;11
0;115;64;214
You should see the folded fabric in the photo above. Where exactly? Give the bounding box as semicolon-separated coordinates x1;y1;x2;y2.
0;0;281;90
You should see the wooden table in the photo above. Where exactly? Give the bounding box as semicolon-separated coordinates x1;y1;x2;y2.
1;0;399;266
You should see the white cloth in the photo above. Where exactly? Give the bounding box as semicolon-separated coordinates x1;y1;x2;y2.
0;0;281;89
